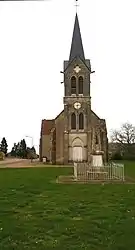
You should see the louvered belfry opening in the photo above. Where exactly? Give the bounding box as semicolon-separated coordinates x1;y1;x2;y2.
78;76;83;94
71;76;76;94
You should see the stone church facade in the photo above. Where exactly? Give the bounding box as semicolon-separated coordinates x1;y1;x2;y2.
40;13;108;164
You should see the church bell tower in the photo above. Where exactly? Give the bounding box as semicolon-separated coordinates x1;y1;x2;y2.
63;13;93;164
39;2;108;165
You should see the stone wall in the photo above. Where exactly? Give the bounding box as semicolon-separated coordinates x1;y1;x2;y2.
55;111;64;164
50;128;56;164
41;134;52;161
64;57;91;97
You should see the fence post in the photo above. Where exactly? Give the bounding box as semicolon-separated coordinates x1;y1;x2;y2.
74;162;77;180
122;165;125;181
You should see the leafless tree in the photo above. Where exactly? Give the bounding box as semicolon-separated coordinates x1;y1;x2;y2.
111;122;135;147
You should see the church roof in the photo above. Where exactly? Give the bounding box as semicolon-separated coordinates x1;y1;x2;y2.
41;111;64;136
69;13;85;62
55;110;64;120
91;110;100;120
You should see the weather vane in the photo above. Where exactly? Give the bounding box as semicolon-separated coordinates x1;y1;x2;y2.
75;0;79;13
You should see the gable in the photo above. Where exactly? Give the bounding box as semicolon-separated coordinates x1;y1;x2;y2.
55;110;64;122
41;119;55;136
64;56;91;73
40;110;64;137
91;110;107;130
91;110;100;120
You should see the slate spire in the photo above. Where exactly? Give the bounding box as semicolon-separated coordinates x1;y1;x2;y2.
69;13;85;62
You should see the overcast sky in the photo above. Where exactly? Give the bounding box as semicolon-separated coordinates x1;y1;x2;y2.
0;0;135;152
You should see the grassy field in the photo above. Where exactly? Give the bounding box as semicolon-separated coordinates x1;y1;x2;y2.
0;162;135;249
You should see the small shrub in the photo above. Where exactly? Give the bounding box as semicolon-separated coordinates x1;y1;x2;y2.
0;151;5;161
111;152;122;160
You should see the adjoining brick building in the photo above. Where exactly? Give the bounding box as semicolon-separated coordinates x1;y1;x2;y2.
39;13;108;164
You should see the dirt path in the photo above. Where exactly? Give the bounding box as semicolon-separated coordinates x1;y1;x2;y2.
0;159;69;168
0;158;30;165
0;158;40;168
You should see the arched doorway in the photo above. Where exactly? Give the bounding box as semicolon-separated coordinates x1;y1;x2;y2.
72;137;83;162
73;146;83;162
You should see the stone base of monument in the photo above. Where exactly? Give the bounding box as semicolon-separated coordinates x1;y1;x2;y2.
91;151;104;167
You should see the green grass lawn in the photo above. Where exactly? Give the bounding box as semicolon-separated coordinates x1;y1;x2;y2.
0;163;135;250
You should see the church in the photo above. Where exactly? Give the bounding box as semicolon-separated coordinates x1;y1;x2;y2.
39;13;108;165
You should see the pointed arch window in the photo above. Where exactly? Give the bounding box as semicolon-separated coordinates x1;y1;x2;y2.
79;113;84;130
71;113;76;129
96;135;98;144
71;76;76;94
78;76;83;94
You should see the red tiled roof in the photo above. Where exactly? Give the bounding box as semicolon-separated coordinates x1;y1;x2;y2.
41;110;64;136
41;119;55;136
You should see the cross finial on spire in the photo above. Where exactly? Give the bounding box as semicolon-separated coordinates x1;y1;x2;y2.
75;0;79;13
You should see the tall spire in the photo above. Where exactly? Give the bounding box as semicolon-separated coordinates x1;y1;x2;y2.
69;13;85;62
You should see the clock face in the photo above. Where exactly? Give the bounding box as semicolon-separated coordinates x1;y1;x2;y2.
74;102;81;110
